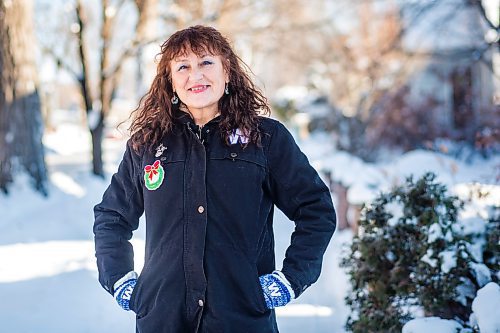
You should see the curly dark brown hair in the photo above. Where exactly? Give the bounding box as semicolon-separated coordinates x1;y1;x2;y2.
128;25;271;153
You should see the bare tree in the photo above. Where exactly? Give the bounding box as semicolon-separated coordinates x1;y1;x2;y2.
43;0;158;177
0;0;47;195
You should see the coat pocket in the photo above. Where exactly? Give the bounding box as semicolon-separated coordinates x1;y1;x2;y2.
129;272;143;317
128;251;158;318
250;265;270;313
206;244;269;316
208;145;266;169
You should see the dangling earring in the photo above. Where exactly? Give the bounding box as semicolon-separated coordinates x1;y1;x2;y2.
171;93;179;105
224;83;229;95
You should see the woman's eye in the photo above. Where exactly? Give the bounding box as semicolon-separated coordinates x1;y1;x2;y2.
202;60;213;66
177;65;187;71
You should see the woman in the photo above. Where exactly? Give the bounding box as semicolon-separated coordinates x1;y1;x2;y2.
93;25;336;333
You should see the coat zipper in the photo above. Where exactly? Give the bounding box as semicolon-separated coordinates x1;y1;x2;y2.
187;123;205;145
198;125;204;144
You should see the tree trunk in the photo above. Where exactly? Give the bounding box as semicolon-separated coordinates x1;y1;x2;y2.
76;0;105;177
332;180;350;231
73;0;158;177
0;0;47;195
91;118;104;176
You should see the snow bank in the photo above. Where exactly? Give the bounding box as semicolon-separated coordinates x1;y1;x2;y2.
471;282;500;333
402;317;463;333
403;283;500;333
304;141;499;206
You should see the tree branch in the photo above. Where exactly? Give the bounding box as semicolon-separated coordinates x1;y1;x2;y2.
103;36;164;79
40;45;80;79
75;0;93;112
103;0;159;80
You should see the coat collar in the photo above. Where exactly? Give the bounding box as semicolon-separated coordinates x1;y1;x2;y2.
173;110;221;128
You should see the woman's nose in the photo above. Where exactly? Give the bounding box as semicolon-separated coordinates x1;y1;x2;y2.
189;67;204;81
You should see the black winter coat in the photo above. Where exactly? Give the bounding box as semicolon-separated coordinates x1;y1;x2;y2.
93;112;336;333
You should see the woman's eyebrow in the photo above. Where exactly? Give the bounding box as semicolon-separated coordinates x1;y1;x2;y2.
173;58;188;63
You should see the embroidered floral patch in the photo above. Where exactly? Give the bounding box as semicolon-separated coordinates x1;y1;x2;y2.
144;160;164;190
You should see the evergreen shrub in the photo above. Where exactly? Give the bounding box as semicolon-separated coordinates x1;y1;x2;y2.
341;173;497;333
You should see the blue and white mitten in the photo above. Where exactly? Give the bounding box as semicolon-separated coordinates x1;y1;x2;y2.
259;270;295;309
113;271;138;311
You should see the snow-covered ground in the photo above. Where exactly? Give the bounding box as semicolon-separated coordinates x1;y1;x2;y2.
0;121;498;332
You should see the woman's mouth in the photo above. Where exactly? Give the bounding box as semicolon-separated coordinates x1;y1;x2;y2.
189;85;209;93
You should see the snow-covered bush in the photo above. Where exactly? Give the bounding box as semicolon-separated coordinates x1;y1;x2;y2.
341;173;496;332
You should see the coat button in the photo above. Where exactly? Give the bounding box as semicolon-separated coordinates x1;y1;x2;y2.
230;152;237;158
198;299;204;307
197;206;205;214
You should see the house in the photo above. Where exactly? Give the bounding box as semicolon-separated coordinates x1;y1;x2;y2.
397;0;498;143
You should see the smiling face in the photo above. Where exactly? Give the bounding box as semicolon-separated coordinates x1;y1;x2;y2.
170;50;229;116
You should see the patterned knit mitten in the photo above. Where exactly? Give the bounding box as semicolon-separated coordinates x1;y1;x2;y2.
113;271;138;311
259;270;295;309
